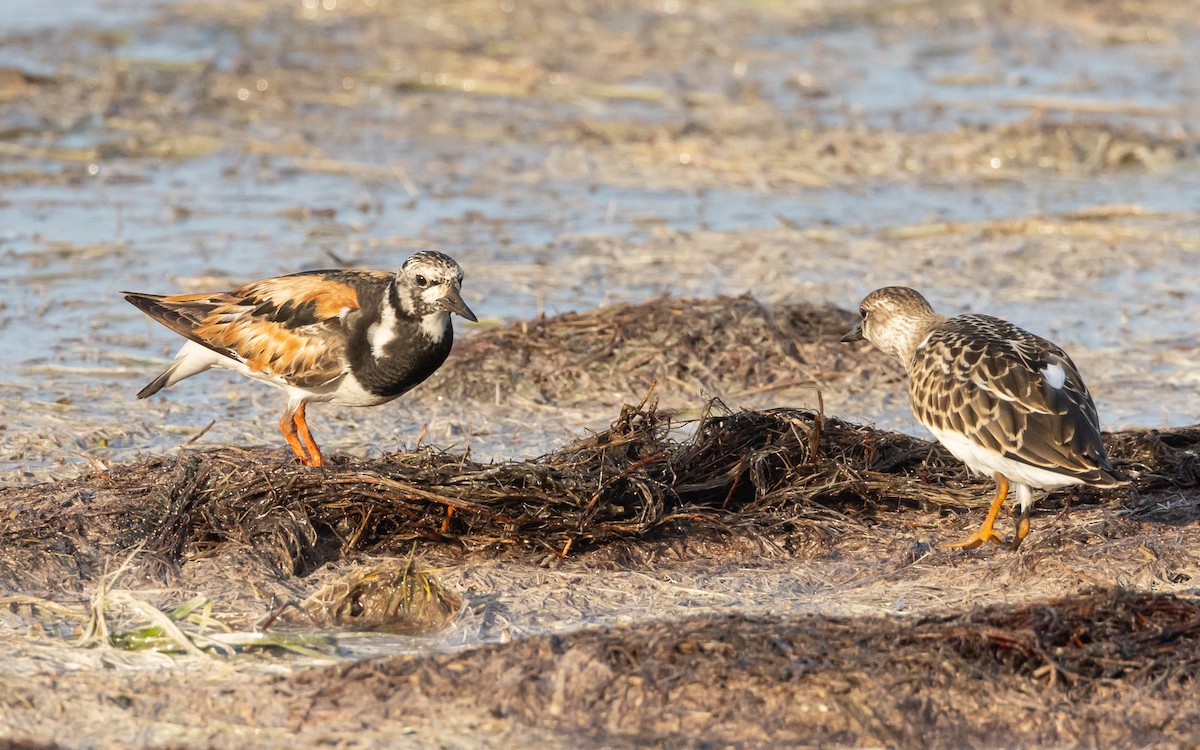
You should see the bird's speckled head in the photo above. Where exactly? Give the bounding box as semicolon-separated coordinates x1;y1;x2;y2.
395;251;477;322
841;286;944;365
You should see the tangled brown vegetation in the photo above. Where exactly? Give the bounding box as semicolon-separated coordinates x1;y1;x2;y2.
292;590;1200;747
425;294;866;407
2;399;1199;591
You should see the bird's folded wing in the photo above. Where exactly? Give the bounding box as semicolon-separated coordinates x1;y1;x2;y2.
127;271;384;388
910;327;1112;481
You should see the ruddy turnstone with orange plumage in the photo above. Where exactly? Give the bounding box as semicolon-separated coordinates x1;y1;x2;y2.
841;286;1120;549
124;250;476;467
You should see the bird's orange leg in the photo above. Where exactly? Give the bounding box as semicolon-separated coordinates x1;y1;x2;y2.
944;472;1010;550
293;402;323;467
1012;508;1032;550
279;408;310;465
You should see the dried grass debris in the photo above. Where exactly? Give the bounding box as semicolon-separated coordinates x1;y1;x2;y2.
283;554;462;635
293;589;1200;747
3;399;1200;587
426;294;864;407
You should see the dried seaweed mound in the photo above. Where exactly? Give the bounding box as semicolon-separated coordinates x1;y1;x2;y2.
0;404;950;580
126;404;974;573
1106;425;1200;489
425;295;868;405
2;403;1199;584
952;590;1200;687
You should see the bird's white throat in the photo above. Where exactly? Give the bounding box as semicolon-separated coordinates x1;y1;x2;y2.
421;311;450;343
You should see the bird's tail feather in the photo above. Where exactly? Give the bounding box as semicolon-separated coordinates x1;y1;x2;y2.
136;361;180;399
134;341;219;399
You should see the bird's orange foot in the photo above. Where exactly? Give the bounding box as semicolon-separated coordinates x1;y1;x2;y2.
943;526;1008;550
946;472;1011;550
1011;513;1031;550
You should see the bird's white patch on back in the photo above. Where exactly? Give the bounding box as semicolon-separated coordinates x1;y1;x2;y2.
916;331;934;351
420;311;450;343
925;424;1085;490
369;300;399;359
1042;362;1066;389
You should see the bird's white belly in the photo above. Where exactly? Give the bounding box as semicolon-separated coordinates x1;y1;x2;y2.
178;341;393;408
320;372;399;407
925;424;1085;490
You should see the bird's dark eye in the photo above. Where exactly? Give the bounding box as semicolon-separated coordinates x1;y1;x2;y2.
415;274;429;288
860;307;868;318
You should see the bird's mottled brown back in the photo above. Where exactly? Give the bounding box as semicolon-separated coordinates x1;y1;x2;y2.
908;314;1118;485
127;270;393;389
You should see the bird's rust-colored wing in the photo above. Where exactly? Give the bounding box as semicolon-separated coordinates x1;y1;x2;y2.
125;270;390;388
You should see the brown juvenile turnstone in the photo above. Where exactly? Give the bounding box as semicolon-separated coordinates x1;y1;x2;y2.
124;250;477;467
841;286;1119;549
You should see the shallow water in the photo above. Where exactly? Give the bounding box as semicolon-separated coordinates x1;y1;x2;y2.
757;22;1200;131
1;0;174;34
2;1;1200;483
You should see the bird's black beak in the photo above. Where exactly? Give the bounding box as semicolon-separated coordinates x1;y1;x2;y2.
440;285;478;322
840;320;865;343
